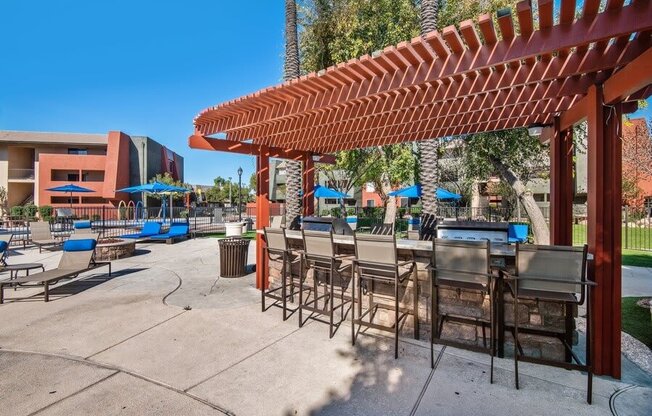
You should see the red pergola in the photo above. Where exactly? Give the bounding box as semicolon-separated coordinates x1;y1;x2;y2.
189;0;652;378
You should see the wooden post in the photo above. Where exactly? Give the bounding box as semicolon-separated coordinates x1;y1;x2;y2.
302;154;315;217
586;85;622;378
256;146;270;290
550;116;574;245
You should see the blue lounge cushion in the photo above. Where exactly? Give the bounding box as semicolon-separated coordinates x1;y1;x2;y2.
63;239;97;252
141;222;163;236
150;225;189;239
0;241;8;253
74;220;92;229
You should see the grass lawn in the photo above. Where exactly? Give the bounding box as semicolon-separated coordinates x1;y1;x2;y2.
622;249;652;268
622;297;652;349
573;224;652;267
204;231;257;240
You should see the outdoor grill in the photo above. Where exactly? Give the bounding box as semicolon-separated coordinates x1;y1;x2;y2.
301;216;353;235
436;220;508;243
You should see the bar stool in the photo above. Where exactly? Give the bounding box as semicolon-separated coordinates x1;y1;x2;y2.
262;227;301;321
429;239;496;381
351;233;418;359
299;230;352;338
506;244;595;404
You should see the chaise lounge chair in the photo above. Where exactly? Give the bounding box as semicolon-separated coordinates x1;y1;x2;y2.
120;222;162;239
29;221;61;253
148;224;189;244
0;238;111;304
0;234;12;266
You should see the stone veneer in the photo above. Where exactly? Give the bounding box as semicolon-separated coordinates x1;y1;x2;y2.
95;239;136;261
267;240;571;362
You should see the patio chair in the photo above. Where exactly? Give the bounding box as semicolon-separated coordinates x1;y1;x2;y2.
148;224;189;244
508;223;528;243
429;239;496;380
120;221;162;239
407;230;420;240
0;238;111;304
270;215;284;229
0;234;11;266
506;244;595;404
299;230;352;338
29;221;61;253
352;233;418;359
370;223;394;235
262;227;302;320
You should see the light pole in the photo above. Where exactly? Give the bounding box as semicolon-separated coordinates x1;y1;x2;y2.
228;176;232;207
237;167;243;221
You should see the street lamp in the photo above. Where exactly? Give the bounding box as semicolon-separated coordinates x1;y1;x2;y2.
237;167;243;221
228;176;232;206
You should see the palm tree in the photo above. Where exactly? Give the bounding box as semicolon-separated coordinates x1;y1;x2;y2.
418;0;440;240
284;0;303;226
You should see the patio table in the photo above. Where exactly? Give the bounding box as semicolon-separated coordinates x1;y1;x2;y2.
1;263;45;289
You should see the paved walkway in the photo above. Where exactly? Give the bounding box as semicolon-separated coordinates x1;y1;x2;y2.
0;239;650;415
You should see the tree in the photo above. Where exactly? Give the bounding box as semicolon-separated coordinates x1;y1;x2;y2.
149;172;189;201
621;117;652;206
284;0;303;225
300;0;420;223
464;128;550;244
417;0;441;239
0;186;7;217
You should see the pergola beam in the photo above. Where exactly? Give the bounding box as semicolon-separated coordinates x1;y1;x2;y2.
603;47;652;104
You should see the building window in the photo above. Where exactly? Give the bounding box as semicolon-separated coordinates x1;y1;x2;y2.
68;148;88;155
533;193;546;202
324;198;337;205
67;173;80;181
367;200;375;207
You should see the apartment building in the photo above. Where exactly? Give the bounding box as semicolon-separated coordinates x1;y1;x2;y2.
0;130;184;208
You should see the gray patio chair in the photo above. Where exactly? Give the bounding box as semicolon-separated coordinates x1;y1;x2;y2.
0;238;111;303
429;239;496;381
299;230;352;338
262;227;302;321
29;221;61;253
370;223;394;235
352;233;418;359
270;215;284;229
505;244;595;404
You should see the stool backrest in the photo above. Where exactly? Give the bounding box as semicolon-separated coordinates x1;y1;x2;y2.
516;244;587;294
354;233;397;265
264;227;287;252
433;239;490;284
29;221;52;240
302;230;334;258
270;216;284;229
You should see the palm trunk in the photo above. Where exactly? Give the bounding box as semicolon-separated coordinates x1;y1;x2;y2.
492;157;550;244
380;173;397;224
284;0;302;225
418;0;440;240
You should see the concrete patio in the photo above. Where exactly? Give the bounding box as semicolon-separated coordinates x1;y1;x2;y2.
0;238;650;416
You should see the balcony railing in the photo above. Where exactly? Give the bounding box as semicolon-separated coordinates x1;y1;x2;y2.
8;168;35;180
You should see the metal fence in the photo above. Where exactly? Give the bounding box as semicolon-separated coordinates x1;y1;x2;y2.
2;203;650;251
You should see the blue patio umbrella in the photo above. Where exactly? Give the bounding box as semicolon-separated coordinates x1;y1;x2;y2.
388;184;462;201
46;183;94;207
116;181;190;221
310;185;348;216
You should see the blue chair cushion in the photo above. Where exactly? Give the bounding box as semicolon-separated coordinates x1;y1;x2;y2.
0;241;8;253
141;222;162;236
508;224;529;243
346;217;357;224
63;239;97;252
167;225;189;236
74;220;92;229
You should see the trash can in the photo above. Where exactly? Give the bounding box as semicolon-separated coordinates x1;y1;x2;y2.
218;237;250;278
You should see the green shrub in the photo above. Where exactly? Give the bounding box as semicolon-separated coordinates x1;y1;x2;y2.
91;214;101;221
346;208;356;216
38;205;53;219
24;203;38;219
330;207;342;218
42;215;54;223
180;210;189;218
321;209;331;216
10;205;24;217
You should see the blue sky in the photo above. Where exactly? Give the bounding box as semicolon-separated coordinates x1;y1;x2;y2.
1;1;650;185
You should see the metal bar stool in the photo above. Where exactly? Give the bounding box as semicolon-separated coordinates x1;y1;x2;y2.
429;239;496;382
351;233;418;359
262;227;301;321
505;244;595;404
299;230;352;338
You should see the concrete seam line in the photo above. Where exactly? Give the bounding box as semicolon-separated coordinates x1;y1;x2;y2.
0;349;234;416
409;346;445;416
184;321;315;392
28;371;120;416
84;309;188;359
